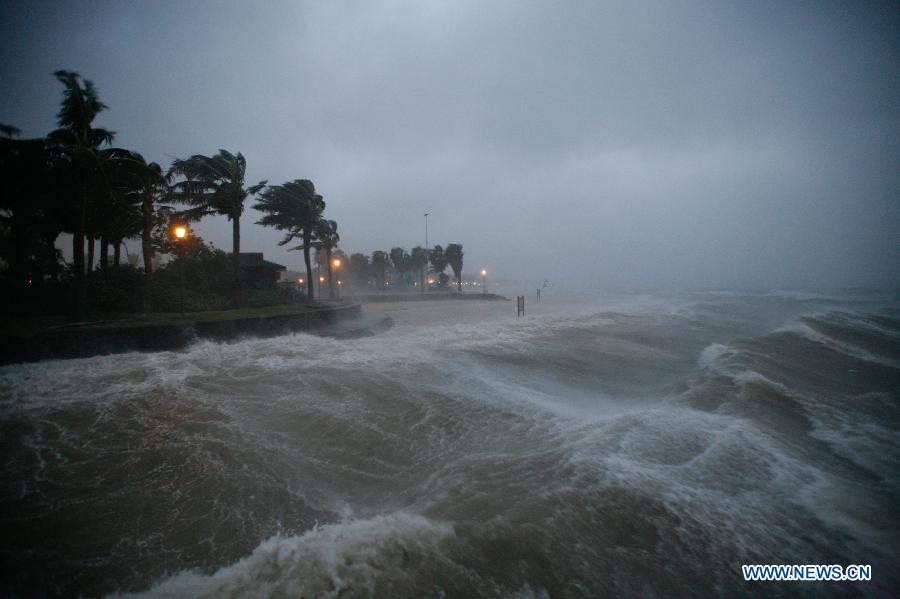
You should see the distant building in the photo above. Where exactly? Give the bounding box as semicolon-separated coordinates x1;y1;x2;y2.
229;252;286;289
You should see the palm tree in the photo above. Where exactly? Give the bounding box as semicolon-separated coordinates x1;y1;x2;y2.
411;246;429;292
95;150;172;308
169;149;266;305
253;179;324;301
47;70;117;312
349;253;369;289
313;219;340;300
429;244;448;287
389;247;411;288
371;250;388;290
127;156;168;278
445;243;464;293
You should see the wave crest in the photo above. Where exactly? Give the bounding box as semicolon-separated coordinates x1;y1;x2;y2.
123;513;455;599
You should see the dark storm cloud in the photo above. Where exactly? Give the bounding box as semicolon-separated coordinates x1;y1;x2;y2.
2;0;897;288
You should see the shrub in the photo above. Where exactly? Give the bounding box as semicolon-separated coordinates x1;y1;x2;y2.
243;289;282;308
86;265;144;312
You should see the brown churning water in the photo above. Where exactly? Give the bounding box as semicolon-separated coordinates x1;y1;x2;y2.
1;290;899;597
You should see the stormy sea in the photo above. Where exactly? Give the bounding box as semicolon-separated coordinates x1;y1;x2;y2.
2;290;898;597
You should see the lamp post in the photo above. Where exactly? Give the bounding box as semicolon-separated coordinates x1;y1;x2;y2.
481;269;487;294
173;225;188;315
424;213;429;249
332;258;341;300
314;261;320;300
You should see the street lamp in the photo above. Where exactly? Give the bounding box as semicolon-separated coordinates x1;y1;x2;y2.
331;258;342;301
481;269;487;294
172;225;188;314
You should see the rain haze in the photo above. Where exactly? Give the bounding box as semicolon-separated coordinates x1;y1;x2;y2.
3;0;897;289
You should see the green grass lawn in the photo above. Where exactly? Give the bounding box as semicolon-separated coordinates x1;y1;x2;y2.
1;301;356;338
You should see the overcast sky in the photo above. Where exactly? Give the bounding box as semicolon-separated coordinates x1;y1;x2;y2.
1;0;897;289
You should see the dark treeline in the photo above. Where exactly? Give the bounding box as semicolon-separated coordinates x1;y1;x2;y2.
0;70;467;316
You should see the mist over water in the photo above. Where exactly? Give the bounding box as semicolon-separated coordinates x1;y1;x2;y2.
2;290;899;597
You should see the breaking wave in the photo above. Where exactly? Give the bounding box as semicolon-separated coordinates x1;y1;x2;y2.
124;513;456;599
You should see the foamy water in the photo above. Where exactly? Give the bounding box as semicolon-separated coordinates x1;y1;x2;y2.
2;290;898;597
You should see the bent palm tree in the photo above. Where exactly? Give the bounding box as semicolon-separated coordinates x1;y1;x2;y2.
253;179;325;301
169;149;266;305
48;70;117;312
445;243;464;293
313;219;340;300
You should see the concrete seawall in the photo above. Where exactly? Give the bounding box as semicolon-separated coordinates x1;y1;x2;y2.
2;304;393;365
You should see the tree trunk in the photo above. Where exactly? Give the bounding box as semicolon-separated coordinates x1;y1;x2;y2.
303;232;314;301
231;215;241;307
85;233;97;272
113;242;121;267
46;232;59;283
327;248;335;300
73;189;86;314
457;274;462;293
99;235;109;270
141;195;154;311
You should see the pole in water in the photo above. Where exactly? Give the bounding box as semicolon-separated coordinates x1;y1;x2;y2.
536;288;541;303
517;295;525;318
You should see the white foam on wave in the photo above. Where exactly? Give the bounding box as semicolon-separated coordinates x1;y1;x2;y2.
0;349;196;413
119;512;455;599
565;405;843;557
0;293;688;413
697;343;733;369
730;369;794;393
775;322;899;368
804;391;900;484
766;289;838;301
164;306;616;380
829;311;900;339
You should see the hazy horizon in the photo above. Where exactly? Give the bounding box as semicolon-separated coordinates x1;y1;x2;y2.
2;0;897;290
